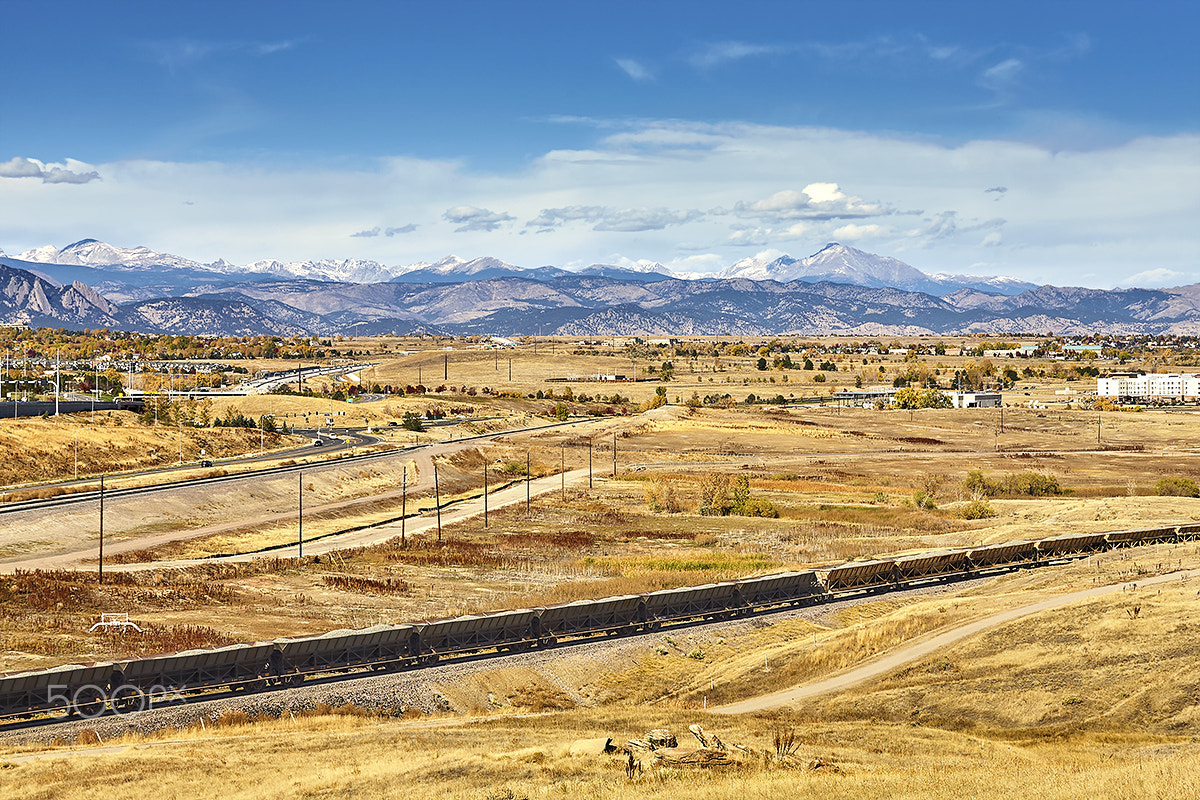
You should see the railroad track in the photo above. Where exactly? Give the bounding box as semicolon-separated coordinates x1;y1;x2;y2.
3;522;1194;729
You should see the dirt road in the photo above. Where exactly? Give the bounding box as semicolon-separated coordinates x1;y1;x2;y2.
0;418;605;572
712;568;1195;714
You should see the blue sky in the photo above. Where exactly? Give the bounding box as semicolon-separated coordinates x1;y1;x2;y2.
1;0;1197;287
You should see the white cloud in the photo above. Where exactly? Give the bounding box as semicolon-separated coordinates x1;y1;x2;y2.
1118;268;1193;288
831;223;886;241
528;205;701;232
688;41;786;69
442;206;515;232
1;123;1195;287
615;58;653;81
980;58;1024;92
144;38;301;71
734;184;888;222
0;156;100;184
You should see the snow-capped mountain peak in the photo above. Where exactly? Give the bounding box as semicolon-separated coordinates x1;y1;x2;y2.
19;239;206;271
720;242;1034;296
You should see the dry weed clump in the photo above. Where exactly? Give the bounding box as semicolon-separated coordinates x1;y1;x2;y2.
98;623;238;658
508;684;577;712
378;538;538;571
0;569;100;610
322;574;410;595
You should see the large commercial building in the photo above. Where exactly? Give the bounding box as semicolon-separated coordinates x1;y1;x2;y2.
1097;372;1200;401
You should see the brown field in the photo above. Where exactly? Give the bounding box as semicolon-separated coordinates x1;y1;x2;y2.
2;338;1199;796
2;553;1198;798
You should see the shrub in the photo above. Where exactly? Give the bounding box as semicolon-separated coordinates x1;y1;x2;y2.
734;497;779;518
960;498;997;519
698;473;732;516
913;490;937;510
1003;471;1062;496
501;460;528;476
645;477;684;513
1154;476;1200;497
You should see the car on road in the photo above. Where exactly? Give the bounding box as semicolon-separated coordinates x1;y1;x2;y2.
200;460;213;467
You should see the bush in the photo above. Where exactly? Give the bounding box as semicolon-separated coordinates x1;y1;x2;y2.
697;473;732;516
734;497;779;518
645;477;684;513
1003;471;1062;496
913;490;937;509
1154;476;1200;497
966;469;1062;497
960;498;997;519
401;411;425;432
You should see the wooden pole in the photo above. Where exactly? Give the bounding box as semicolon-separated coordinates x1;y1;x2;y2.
560;444;565;501
298;470;303;558
588;439;593;489
526;451;530;515
483;461;488;529
434;461;442;542
98;475;104;585
401;465;407;546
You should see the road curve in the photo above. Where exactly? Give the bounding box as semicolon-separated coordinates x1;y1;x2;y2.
712;568;1194;714
0;417;606;572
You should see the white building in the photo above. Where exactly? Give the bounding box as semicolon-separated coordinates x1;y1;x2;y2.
1097;373;1200;401
950;391;1002;408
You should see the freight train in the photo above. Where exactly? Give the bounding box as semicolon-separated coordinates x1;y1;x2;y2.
2;523;1195;722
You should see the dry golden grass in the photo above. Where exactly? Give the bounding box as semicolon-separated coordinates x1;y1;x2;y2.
0;412;307;489
1;702;1196;799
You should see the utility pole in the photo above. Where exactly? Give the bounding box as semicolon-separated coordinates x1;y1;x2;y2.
483;461;488;528
560;444;565;501
98;475;104;585
401;465;407;546
443;354;448;381
434;461;443;542
55;349;60;416
613;432;617;477
526;451;530;515
298;471;303;559
588;439;593;489
508;359;512;381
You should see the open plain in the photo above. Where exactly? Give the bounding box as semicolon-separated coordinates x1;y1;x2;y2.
1;336;1199;798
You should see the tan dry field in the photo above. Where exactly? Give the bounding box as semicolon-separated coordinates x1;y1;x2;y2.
2;342;1200;796
5;399;1200;668
1;550;1198;799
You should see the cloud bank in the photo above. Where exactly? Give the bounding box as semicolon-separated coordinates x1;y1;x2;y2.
1;124;1195;288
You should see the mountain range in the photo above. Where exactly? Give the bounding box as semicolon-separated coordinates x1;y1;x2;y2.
2;239;1199;337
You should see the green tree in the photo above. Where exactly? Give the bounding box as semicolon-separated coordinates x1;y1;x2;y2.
1154;476;1199;497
